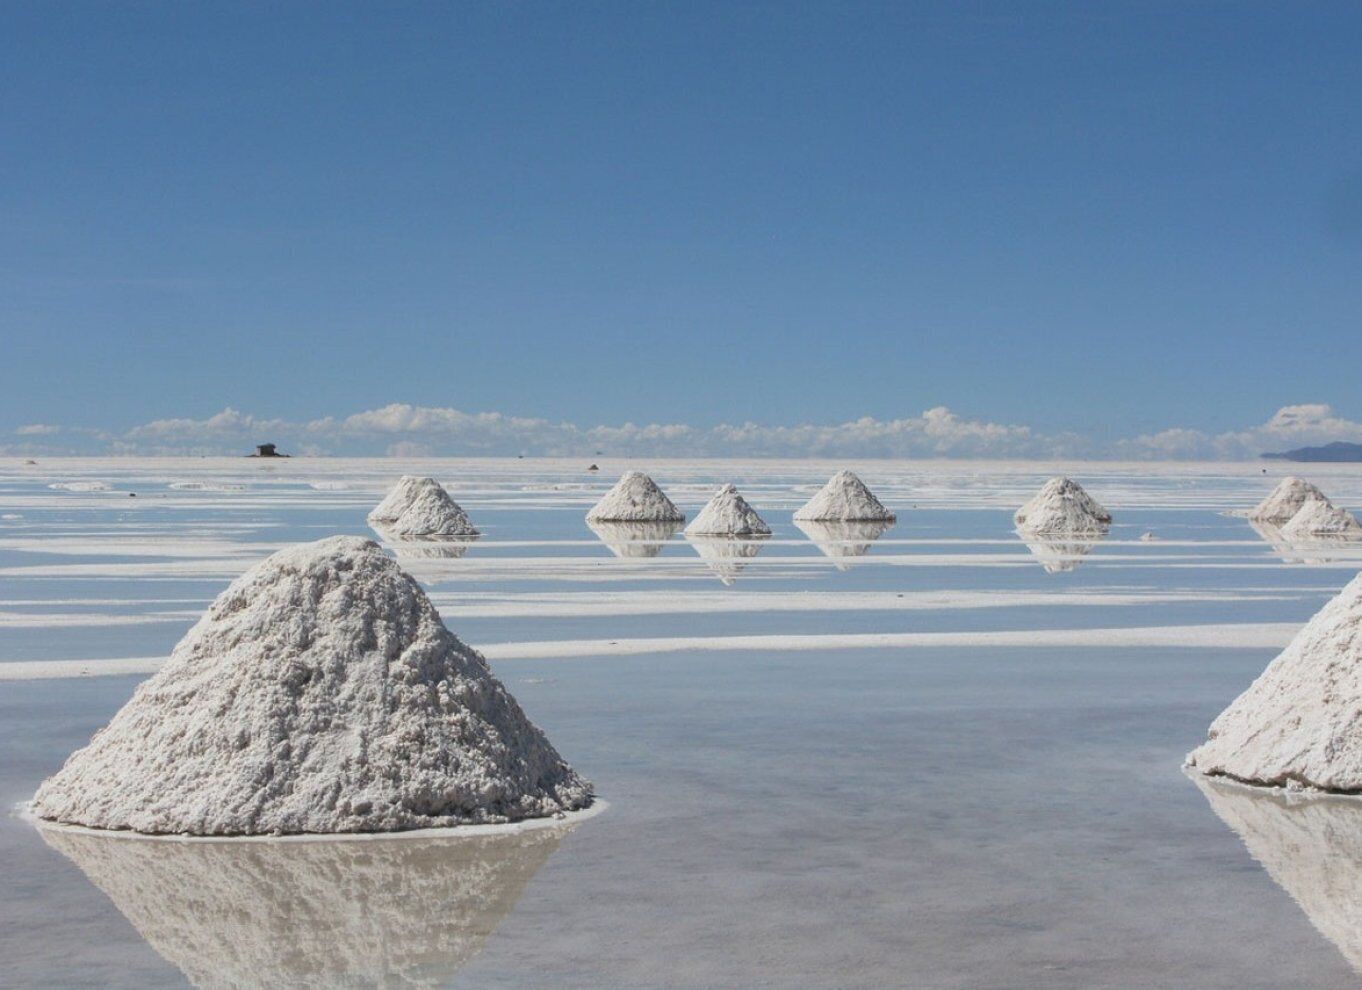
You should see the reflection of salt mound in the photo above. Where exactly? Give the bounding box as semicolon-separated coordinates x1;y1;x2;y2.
793;519;893;570
40;823;569;989
793;471;895;522
587;520;682;558
1013;477;1111;536
32;536;590;834
1188;572;1362;792
686;536;764;586
1019;536;1102;573
1249;477;1330;525
1281;497;1362;540
374;528;480;560
685;484;771;537
586;471;684;523
368;476;478;538
1193;775;1362;974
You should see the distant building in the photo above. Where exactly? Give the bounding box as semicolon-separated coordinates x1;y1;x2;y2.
249;443;288;458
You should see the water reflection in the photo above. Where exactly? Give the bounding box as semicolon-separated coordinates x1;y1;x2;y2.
371;524;480;559
1018;535;1104;573
793;520;893;570
1193;774;1362;974
1248;519;1362;565
587;520;682;558
685;535;766;585
39;823;570;988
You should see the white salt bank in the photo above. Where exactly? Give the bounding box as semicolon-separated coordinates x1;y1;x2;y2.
1280;497;1362;541
1013;477;1111;536
586;471;684;523
685;484;771;537
32;536;591;835
368;476;479;538
1187;572;1362;792
794;470;896;523
1248;476;1330;525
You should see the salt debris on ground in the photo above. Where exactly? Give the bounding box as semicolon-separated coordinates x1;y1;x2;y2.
1013;477;1111;535
1187;571;1362;792
1280;497;1362;541
1248;476;1330;525
585;471;684;523
368;476;479;538
32;536;591;835
793;471;896;522
587;520;682;558
685;484;771;537
41;822;570;987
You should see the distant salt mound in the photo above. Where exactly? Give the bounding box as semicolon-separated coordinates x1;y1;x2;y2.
48;481;110;492
1187;572;1362;792
1013;477;1111;536
794;471;896;523
32;536;590;835
586;471;683;523
1280;497;1362;541
40;823;569;987
1249;476;1330;525
685;485;770;537
794;519;892;570
369;476;478;538
588;520;682;558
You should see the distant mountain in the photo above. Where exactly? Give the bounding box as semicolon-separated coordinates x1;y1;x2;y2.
1262;441;1362;462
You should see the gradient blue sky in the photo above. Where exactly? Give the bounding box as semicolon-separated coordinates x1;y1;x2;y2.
3;2;1361;450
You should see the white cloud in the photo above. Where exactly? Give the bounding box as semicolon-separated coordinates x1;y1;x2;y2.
1117;403;1362;459
14;424;60;435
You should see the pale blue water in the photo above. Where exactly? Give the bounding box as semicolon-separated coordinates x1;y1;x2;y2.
3;458;1362;987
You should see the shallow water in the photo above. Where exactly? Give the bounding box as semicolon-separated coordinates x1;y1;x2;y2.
3;457;1362;987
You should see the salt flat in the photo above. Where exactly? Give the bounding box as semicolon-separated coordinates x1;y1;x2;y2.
4;457;1362;987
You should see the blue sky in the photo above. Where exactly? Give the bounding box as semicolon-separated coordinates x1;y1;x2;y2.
3;2;1361;456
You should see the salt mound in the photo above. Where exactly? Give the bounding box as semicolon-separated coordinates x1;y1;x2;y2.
793;471;896;522
1187;572;1362;791
685;484;771;537
794;519;892;570
585;471;684;523
40;822;569;987
1281;497;1362;541
1013;477;1111;536
368;476;478;538
32;536;591;834
1249;476;1330;525
1193;776;1362;974
587;520;682;558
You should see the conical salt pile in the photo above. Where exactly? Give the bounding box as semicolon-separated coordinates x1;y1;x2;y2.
1248;476;1330;525
1013;477;1111;535
1281;497;1362;540
585;471;684;523
793;470;896;523
369;476;479;538
32;536;591;835
685;484;771;537
1187;572;1362;792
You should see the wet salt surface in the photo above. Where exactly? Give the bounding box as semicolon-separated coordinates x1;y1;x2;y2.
5;458;1362;986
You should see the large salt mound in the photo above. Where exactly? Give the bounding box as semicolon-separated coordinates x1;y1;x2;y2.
685;484;770;537
1280;497;1362;541
586;471;684;523
368;476;478;538
1249;476;1330;525
32;536;591;835
40;823;568;987
1187;572;1362;792
1013;477;1111;536
793;471;896;522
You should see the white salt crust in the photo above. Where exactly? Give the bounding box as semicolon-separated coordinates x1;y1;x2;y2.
368;476;479;538
793;471;896;522
585;471;684;523
1013;477;1111;536
1280;497;1362;540
31;536;591;835
1248;476;1331;525
1188;571;1362;792
685;484;771;537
